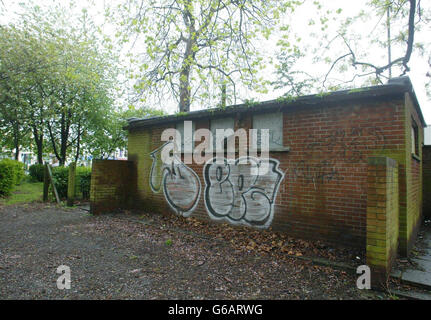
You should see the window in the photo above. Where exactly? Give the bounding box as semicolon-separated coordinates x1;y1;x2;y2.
252;112;283;150
411;119;419;157
210;117;235;151
176;121;195;153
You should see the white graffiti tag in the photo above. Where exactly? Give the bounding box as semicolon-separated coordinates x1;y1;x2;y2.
149;142;201;217
203;157;285;228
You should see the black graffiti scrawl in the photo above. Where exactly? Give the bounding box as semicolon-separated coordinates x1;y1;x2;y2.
149;142;201;217
203;157;285;229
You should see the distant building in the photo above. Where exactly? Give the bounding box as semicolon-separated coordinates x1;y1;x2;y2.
0;147;60;169
0;148;37;169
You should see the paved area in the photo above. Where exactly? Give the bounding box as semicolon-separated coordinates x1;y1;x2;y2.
0;203;385;300
393;220;431;290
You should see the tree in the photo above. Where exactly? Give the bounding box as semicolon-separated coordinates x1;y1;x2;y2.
427;56;431;97
327;0;418;84
84;107;166;160
272;47;315;97
113;0;300;112
0;2;123;166
0;25;35;160
0;98;31;160
274;0;430;95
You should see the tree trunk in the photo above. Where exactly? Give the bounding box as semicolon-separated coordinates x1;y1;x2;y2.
47;122;62;166
14;146;19;161
75;123;82;162
32;126;44;164
36;137;43;164
60;111;66;166
178;1;196;113
13;122;20;161
57;109;71;166
179;49;192;112
221;82;227;107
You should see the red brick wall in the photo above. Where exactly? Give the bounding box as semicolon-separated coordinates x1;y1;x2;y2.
400;93;424;255
90;160;136;215
277;100;406;247
128;97;414;248
423;146;431;219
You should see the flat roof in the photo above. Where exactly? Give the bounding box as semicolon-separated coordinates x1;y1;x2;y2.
125;76;426;130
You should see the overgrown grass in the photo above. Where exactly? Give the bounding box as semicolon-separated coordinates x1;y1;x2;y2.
0;180;43;206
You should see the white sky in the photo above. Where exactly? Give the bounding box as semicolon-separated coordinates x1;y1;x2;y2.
426;127;431;144
1;0;430;124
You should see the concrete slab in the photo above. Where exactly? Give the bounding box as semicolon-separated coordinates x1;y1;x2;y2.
418;249;431;262
412;258;431;272
78;205;90;212
401;269;431;289
391;289;431;300
391;269;402;278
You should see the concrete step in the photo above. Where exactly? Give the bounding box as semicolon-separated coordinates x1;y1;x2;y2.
391;289;431;300
400;269;431;290
412;258;431;271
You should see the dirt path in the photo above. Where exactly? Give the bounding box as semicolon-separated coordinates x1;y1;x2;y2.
0;204;385;299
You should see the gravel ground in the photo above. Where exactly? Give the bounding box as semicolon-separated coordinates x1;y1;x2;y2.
0;203;387;300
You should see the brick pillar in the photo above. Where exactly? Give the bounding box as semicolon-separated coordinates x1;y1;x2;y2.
366;157;399;289
90;160;136;215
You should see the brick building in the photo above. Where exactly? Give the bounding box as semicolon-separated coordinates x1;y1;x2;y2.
424;144;431;220
90;77;427;286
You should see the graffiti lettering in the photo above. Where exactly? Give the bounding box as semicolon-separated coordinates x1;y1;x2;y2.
203;157;285;229
293;160;342;186
149;142;201;217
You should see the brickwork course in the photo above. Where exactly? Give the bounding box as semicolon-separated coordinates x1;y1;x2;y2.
366;157;399;287
90;160;136;215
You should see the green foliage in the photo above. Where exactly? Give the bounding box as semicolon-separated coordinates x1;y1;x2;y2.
0;160;16;197
1;159;25;185
112;0;300;111
49;166;92;200
244;98;260;108
85;106;165;159
12;160;25;185
273;50;316;97
276;95;297;104
308;0;427;90
0;181;43;206
0;159;25;197
427;58;431;98
50;167;69;199
76;167;91;200
29;164;45;182
0;2;122;166
273;1;430;98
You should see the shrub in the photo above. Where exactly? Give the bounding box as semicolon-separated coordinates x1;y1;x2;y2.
76;167;91;200
0;159;25;186
0;158;25;196
0;160;16;197
13;161;25;185
50;166;69;199
49;165;92;200
29;164;45;182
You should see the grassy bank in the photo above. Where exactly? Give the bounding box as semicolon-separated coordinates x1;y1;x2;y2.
0;181;43;206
